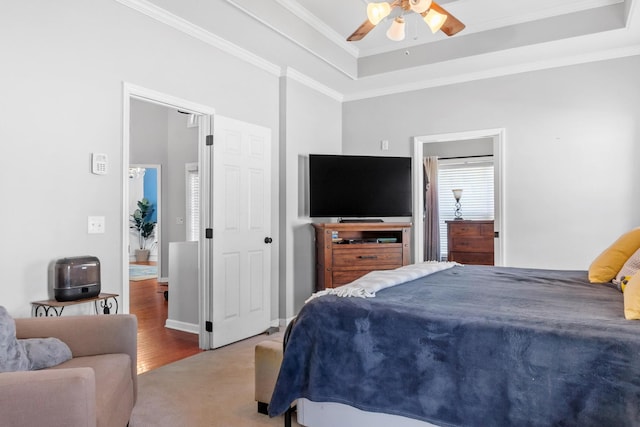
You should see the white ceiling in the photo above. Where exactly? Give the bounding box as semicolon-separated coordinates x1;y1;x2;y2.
140;0;640;100
286;0;623;56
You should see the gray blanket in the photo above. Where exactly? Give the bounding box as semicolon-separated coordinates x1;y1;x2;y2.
269;265;640;426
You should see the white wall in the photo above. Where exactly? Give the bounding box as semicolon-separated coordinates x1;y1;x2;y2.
281;77;342;318
343;56;640;269
0;0;279;317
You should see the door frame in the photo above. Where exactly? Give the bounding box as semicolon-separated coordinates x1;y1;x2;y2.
411;128;506;266
122;82;215;349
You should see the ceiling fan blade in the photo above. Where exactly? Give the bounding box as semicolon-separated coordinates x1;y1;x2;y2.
347;19;377;41
427;2;466;36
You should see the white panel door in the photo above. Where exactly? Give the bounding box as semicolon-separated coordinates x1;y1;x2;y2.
210;116;272;348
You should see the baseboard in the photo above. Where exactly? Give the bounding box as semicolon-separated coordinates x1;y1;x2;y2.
157;276;169;283
279;316;297;328
165;319;199;334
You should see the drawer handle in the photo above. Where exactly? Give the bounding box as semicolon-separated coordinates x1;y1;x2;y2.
358;255;378;259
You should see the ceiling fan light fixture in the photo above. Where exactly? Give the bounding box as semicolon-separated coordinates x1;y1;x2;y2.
386;16;406;41
367;2;392;25
424;8;448;33
409;0;432;14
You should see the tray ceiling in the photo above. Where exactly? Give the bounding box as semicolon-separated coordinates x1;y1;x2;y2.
138;0;639;99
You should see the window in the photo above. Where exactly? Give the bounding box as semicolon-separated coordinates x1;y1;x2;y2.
438;157;494;258
186;163;199;241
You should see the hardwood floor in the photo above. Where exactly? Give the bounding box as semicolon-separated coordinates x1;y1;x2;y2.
129;263;202;374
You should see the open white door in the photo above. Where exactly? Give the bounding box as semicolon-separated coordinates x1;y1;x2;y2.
208;116;272;348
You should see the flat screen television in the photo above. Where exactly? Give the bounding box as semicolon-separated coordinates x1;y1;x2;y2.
309;154;412;219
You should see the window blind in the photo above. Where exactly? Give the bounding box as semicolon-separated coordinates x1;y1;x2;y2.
438;158;494;258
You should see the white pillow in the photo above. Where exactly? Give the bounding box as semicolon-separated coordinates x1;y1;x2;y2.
615;247;640;285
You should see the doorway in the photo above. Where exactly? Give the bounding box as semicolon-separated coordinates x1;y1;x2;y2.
128;164;161;274
122;83;214;351
412;128;505;265
123;83;274;354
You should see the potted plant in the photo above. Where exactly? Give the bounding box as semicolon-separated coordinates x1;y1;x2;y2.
130;198;156;262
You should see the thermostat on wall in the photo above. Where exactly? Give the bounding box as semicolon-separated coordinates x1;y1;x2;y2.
92;153;108;175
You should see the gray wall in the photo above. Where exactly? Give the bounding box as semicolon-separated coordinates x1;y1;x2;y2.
281;78;342;318
343;56;640;269
423;138;493;158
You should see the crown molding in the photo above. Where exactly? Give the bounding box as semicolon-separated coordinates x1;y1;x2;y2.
470;0;623;36
115;0;345;100
283;68;344;102
114;0;281;76
224;0;357;79
344;43;640;101
115;0;640;105
274;0;360;58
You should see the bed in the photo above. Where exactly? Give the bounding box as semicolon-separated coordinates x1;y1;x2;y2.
268;263;640;427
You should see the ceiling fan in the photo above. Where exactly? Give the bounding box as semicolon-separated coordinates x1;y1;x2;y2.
347;0;465;42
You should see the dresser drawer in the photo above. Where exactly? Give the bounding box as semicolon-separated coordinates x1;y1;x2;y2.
332;270;369;286
448;222;493;237
332;266;400;286
449;251;494;265
333;247;402;268
448;236;493;253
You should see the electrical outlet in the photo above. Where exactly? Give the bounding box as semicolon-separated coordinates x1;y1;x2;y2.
88;216;105;234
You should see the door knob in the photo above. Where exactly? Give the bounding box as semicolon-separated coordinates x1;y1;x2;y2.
264;237;273;244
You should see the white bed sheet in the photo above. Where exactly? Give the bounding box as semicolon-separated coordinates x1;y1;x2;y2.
297;398;441;427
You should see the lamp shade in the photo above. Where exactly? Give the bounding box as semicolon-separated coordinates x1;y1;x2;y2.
424;8;448;33
386;16;406;41
452;188;463;201
367;2;392;25
409;0;432;14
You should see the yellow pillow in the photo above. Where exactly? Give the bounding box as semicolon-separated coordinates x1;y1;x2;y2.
588;227;640;283
624;272;640;320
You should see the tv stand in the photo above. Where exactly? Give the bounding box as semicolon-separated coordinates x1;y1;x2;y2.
312;222;412;291
339;218;383;223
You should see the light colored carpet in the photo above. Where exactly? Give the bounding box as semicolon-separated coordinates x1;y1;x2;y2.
129;264;157;281
131;332;300;427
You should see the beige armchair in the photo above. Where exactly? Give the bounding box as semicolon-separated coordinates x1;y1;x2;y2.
0;314;137;427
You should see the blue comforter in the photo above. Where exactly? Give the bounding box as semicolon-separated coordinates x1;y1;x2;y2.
269;265;640;426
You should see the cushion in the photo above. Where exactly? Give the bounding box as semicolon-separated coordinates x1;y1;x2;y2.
624;272;640;320
21;337;73;370
0;306;29;372
615;247;640;285
0;306;72;372
589;227;640;283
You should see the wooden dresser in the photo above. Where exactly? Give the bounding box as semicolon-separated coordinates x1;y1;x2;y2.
447;220;494;265
312;222;412;291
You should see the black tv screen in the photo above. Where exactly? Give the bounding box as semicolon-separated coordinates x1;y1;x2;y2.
309;154;412;218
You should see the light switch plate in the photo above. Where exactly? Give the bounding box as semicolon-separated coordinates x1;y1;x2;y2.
88;216;105;234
